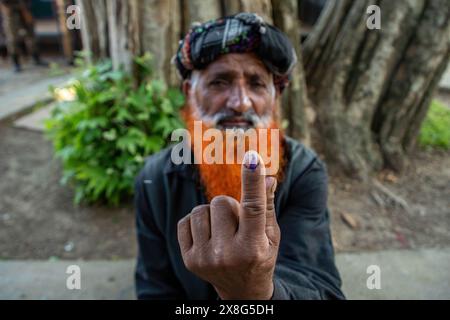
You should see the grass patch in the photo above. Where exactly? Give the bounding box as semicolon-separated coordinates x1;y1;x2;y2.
419;99;450;150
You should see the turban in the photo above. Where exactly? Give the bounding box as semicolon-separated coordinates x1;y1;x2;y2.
173;12;297;92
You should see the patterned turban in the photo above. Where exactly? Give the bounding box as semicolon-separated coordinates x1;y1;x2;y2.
173;12;297;92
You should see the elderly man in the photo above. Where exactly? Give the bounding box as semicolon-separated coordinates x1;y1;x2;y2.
134;13;344;300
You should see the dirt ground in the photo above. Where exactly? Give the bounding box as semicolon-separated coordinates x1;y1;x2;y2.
0;124;137;260
0;97;449;259
329;148;450;252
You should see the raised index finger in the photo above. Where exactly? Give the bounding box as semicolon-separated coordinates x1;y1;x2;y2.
239;150;267;236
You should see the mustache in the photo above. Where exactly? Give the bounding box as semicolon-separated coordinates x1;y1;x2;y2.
212;109;262;127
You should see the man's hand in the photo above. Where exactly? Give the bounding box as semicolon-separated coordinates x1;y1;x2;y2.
177;151;280;299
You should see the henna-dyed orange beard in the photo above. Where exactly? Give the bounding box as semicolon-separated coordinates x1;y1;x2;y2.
181;105;285;202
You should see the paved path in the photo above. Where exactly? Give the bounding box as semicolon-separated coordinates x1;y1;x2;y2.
0;260;135;300
1;248;449;300
13;103;55;131
338;247;450;299
0;75;70;121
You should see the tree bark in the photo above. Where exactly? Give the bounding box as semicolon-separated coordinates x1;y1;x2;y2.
76;0;109;62
272;0;311;146
106;0;134;72
372;0;450;171
184;0;221;30
222;0;273;23
134;0;178;85
303;0;450;177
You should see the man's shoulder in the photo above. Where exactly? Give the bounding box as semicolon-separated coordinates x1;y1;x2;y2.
136;145;175;183
279;137;329;209
284;136;326;178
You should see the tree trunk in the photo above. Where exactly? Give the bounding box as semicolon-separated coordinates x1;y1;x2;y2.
272;0;311;146
303;0;450;178
135;0;180;86
106;0;134;73
372;0;450;172
76;0;109;62
183;0;221;31
222;0;273;23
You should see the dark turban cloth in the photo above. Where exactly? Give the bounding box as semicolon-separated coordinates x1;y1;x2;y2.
173;12;298;92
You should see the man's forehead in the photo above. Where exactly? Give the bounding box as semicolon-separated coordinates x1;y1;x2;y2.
200;53;271;78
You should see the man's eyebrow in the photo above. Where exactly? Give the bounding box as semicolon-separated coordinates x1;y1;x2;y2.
245;72;270;83
207;70;237;80
206;69;270;82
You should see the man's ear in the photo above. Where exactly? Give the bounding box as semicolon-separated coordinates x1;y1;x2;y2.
275;88;282;100
272;81;282;101
182;79;192;96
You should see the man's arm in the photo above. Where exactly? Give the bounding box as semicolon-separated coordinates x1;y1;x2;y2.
272;158;345;299
134;169;186;299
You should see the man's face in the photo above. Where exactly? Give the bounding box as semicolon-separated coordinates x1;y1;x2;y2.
183;53;278;129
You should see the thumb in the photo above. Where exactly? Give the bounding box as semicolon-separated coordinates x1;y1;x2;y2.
265;176;280;244
265;176;277;228
239;150;267;236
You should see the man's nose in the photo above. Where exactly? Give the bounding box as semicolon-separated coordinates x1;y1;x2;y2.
226;82;252;113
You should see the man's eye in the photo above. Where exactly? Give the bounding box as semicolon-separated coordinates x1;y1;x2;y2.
251;81;265;88
210;79;228;86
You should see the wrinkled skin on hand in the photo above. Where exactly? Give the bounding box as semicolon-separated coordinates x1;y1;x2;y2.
177;151;280;300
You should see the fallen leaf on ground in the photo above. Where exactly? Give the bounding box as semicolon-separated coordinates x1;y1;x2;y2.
340;211;360;230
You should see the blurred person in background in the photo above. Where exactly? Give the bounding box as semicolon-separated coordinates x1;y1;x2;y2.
0;0;47;72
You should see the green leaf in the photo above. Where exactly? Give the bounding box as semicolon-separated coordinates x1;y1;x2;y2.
167;88;185;108
160;99;173;114
103;128;117;141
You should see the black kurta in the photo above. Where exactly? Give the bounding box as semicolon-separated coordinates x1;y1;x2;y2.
134;136;345;299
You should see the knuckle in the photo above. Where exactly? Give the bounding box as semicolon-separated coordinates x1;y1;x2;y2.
211;250;226;268
241;199;265;215
246;248;267;264
210;195;235;209
178;216;188;226
195;254;209;271
184;251;204;273
177;216;189;232
266;201;275;212
191;204;209;216
190;207;210;224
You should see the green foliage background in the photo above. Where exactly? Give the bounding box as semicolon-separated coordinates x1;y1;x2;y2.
45;54;185;205
419;100;450;150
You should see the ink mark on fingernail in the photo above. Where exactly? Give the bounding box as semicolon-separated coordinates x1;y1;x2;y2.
244;151;259;171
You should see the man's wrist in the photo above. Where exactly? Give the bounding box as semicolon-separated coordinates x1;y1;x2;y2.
214;279;274;300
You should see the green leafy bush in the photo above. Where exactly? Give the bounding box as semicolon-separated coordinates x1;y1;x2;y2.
419;99;450;150
45;54;185;205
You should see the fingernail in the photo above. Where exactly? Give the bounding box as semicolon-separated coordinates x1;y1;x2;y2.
244;151;259;171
